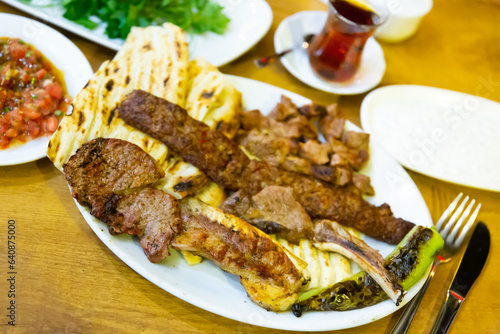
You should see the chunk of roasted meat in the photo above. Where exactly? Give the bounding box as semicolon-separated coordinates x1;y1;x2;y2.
240;108;318;141
236;128;296;166
101;189;181;262
238;99;371;194
63;138;181;262
173;198;305;311
299;140;331;165
63;137;165;217
319;103;344;141
118;90;414;244
223;186;314;244
269;95;300;122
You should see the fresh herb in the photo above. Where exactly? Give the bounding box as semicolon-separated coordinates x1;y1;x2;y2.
21;0;230;39
54;110;63;116
25;50;34;57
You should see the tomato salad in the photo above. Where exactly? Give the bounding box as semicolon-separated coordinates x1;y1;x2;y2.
0;38;71;149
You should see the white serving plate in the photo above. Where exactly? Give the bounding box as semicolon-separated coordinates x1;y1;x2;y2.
274;11;386;95
1;0;273;67
73;76;432;331
361;85;500;192
0;13;93;166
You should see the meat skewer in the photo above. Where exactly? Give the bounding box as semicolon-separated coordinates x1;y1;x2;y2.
118;90;414;244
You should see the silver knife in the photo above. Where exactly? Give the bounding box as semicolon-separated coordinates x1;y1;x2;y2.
430;222;490;334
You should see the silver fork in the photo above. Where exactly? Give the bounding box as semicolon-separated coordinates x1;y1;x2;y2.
390;193;481;334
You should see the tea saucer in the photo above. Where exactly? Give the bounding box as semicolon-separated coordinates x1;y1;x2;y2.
274;11;386;95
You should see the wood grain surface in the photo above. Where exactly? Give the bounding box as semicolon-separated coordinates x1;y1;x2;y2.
1;0;499;333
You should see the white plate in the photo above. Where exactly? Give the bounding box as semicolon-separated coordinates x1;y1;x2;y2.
361;85;500;192
72;76;432;331
2;0;273;67
0;13;93;166
274;11;386;95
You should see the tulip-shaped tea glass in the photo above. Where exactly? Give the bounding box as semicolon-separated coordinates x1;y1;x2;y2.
308;0;389;82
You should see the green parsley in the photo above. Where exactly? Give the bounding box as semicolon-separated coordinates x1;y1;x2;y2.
25;50;34;57
54;110;63;116
21;0;230;40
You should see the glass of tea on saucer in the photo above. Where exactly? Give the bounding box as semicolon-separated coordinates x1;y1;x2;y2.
308;0;388;82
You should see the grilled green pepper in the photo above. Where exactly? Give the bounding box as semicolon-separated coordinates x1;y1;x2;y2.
292;225;443;316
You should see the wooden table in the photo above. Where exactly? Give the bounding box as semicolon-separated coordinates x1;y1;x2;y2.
1;0;499;333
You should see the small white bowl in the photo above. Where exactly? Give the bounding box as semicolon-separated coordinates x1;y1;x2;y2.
375;0;433;43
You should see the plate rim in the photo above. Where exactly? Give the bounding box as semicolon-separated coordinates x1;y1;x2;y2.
0;12;93;166
274;10;386;95
360;84;500;193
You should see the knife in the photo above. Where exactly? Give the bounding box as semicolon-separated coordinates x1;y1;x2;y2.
430;222;490;334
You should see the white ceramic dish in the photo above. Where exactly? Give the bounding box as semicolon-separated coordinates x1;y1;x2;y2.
274;11;386;95
0;13;93;166
375;0;433;43
1;0;273;67
361;85;500;192
73;76;432;331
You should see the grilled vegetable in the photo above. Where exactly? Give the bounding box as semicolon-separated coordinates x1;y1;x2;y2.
292;225;444;316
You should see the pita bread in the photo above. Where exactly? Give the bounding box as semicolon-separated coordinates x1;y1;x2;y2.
186;58;241;139
48;24;243;199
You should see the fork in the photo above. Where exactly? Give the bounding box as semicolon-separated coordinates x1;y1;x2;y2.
390;193;481;334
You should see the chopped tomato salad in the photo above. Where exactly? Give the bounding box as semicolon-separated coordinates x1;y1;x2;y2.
0;37;71;149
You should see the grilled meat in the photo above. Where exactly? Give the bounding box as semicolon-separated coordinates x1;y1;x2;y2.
298;140;331;165
223;186;313;244
275;170;413;244
240;108;318;141
352;174;375;196
298;102;328;119
329;137;369;171
313;220;403;303
101;188;182;262
236;129;296;166
319;103;344;141
117;90;248;191
343;131;370;152
269;95;300;122
63;138;181;262
222;186;402;300
118;90;414;244
63;137;165;217
173;198;305;311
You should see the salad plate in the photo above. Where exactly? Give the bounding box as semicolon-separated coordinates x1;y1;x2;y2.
1;0;273;67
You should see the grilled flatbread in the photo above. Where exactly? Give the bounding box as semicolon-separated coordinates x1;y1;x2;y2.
186;58;242;139
48;24;240;199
